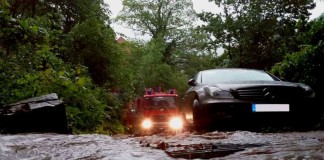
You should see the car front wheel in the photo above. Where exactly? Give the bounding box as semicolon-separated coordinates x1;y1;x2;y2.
192;99;213;131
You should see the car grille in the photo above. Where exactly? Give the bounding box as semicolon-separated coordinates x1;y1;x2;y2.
152;115;169;122
235;86;303;101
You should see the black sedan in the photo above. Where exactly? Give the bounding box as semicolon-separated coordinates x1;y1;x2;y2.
182;68;316;130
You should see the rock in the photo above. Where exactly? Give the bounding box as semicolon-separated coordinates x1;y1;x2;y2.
0;93;69;134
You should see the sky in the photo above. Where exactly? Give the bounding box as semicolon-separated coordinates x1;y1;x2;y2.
105;0;324;40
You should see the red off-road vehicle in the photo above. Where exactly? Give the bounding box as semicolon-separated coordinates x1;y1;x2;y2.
125;88;186;135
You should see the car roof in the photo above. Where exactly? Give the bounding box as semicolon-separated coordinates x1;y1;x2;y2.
195;68;280;82
201;68;264;72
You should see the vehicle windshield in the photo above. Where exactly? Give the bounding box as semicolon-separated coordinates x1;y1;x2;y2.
201;69;277;84
140;97;177;110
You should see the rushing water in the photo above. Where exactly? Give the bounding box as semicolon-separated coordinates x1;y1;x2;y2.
1;131;323;160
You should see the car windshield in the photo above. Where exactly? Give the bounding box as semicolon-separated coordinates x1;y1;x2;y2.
201;69;276;84
140;97;177;110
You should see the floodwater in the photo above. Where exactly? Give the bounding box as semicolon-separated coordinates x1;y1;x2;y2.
0;131;323;160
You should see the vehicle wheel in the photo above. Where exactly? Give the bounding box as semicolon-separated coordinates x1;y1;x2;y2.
192;99;215;132
182;98;194;131
192;99;206;131
180;112;191;132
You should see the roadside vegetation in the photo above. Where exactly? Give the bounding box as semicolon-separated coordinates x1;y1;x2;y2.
1;0;323;134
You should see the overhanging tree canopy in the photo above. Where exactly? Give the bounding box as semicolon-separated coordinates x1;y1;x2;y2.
116;0;200;64
198;0;315;69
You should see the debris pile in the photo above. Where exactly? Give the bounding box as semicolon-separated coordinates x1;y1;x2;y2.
0;93;69;134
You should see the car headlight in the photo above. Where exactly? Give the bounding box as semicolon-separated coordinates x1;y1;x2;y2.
169;117;183;130
298;83;315;98
205;87;234;98
141;119;152;129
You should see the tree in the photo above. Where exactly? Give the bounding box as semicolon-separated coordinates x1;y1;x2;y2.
116;0;199;64
115;0;216;96
1;0;127;134
122;39;188;97
198;0;315;70
271;15;324;103
63;18;123;87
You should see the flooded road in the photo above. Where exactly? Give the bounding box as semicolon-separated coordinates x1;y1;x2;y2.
1;131;323;160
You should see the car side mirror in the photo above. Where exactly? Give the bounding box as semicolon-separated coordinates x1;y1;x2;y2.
188;78;196;86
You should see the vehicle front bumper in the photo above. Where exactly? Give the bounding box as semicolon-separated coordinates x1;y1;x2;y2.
198;98;318;122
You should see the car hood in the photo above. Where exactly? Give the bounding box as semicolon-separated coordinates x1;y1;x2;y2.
207;80;301;91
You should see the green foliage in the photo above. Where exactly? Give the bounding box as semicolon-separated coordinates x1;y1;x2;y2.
272;44;323;85
38;66;108;133
181;53;218;78
1;1;127;134
271;16;324;100
271;17;324;130
3;0;321;134
116;0;196;38
0;13;53;103
116;0;214;96
271;43;324;129
116;0;204;65
199;0;315;70
270;16;324;129
63;17;122;87
123;39;188;97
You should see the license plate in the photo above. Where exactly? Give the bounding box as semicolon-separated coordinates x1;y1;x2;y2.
252;104;289;112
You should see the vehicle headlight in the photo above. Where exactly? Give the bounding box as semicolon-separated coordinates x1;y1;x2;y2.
169;117;183;130
298;83;315;98
141;119;152;129
205;87;234;98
